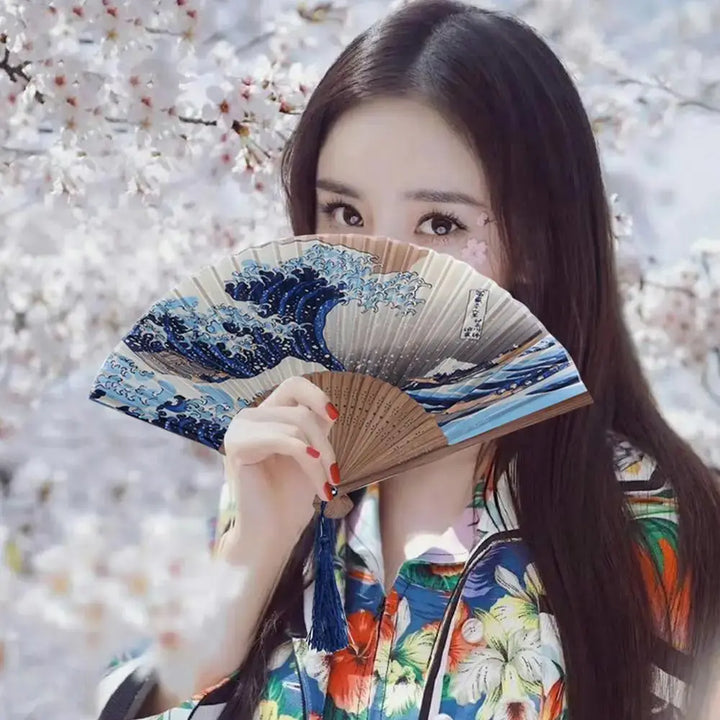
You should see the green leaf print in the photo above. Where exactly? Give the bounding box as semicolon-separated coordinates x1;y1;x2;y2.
394;626;437;680
323;694;370;720
635;516;679;574
400;560;463;592
264;673;284;704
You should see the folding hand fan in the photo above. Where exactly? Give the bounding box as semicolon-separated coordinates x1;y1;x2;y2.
89;233;592;651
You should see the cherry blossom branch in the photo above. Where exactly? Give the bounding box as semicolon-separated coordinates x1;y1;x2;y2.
233;31;275;53
615;74;720;115
641;280;697;298
0;46;31;84
177;115;218;126
0;146;45;157
700;348;720;403
701;366;720;405
144;28;184;38
0;46;46;104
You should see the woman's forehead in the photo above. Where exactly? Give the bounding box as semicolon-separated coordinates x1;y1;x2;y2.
317;97;490;203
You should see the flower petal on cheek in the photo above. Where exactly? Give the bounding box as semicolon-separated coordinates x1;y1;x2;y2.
460;237;489;268
477;211;492;227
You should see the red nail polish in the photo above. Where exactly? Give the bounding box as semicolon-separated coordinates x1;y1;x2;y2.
330;462;340;485
326;402;339;421
306;445;320;459
323;481;336;501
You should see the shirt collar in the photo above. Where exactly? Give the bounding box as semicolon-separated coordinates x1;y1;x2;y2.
343;466;506;586
340;436;660;588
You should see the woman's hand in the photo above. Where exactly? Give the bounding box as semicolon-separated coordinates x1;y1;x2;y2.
150;376;341;703
218;375;340;551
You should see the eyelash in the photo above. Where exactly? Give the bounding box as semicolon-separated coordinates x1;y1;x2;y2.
418;208;468;239
318;199;469;240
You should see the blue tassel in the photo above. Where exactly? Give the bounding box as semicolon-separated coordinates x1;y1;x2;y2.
307;501;349;652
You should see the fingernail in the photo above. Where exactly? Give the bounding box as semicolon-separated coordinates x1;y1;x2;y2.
326;402;339;421
324;482;337;501
306;445;321;459
330;462;340;485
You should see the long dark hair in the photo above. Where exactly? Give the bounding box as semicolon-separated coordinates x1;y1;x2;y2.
220;2;720;718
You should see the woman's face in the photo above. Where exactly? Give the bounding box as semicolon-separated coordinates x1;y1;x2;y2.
315;96;505;285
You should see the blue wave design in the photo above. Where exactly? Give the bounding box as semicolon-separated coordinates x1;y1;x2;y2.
89;353;246;450
401;335;584;444
92;242;432;449
123;243;430;382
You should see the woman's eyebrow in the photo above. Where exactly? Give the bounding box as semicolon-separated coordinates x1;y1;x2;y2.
404;189;485;206
316;178;361;198
316;178;486;208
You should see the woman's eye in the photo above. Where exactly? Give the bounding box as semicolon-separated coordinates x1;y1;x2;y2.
416;212;466;237
321;201;363;227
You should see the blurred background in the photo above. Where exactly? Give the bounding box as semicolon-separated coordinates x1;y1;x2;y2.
0;0;718;717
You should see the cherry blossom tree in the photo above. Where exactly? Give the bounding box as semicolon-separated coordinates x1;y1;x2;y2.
0;1;718;718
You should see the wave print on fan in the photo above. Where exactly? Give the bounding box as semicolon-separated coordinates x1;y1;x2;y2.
122;242;428;380
403;335;583;444
90;234;591;495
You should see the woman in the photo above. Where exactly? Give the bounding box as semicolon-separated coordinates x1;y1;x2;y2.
96;1;720;719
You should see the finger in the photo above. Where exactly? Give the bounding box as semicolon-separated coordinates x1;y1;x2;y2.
228;427;334;501
261;376;340;427
246;406;340;486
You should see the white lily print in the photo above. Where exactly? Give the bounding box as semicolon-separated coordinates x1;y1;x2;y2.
449;605;545;720
293;639;330;694
491;563;543;632
373;596;437;716
493;562;565;685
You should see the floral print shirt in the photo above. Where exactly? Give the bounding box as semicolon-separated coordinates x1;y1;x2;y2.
96;438;689;720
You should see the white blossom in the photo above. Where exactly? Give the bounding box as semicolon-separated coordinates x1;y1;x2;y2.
0;2;719;718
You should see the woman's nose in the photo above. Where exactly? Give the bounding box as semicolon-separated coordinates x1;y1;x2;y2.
366;213;405;242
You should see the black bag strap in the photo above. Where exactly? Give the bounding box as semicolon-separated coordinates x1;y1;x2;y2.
97;664;159;720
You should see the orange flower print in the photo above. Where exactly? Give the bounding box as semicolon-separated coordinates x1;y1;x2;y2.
327;609;380;712
447;601;484;672
380;588;401;642
637;538;691;651
539;677;565;720
426;600;482;674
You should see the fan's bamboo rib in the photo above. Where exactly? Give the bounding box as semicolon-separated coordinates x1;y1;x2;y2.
356;393;436;467
305;372;446;484
348;378;399;455
338;373;376;464
337;390;592;494
346;374;420;469
346;381;421;465
327;372;351;463
336;372;359;464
